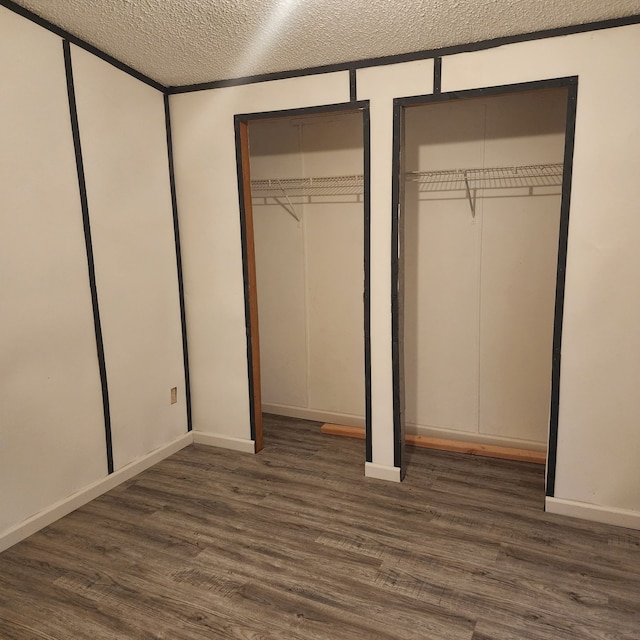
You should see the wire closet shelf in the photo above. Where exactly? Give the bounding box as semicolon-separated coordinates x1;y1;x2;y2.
251;175;364;198
250;163;564;198
250;163;564;219
405;162;564;192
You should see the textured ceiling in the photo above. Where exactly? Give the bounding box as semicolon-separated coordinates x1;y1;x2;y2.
9;0;640;87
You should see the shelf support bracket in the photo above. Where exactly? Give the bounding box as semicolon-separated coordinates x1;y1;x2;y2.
276;179;300;222
463;171;476;218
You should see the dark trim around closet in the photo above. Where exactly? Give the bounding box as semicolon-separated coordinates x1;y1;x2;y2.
546;82;578;497
390;75;578;492
363;107;373;463
63;40;114;474
167;15;639;94
390;101;405;476
234;100;372;459
235;100;368;123
1;0;164;92
396;76;577;107
164;95;193;432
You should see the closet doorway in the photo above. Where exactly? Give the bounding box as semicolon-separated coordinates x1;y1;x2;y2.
236;105;368;452
396;81;576;489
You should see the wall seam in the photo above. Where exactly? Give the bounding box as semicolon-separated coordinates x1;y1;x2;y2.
433;57;442;94
164;94;192;432
63;40;114;474
299;123;312;410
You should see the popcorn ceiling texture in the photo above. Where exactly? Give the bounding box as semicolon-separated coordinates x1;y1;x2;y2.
9;0;640;87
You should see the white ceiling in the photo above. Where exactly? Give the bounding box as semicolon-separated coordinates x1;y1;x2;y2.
9;0;640;87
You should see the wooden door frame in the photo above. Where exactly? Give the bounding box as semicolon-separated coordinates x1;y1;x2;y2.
234;101;371;454
236;120;264;452
390;77;579;493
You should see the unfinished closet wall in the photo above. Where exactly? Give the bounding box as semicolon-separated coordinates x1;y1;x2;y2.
403;89;567;450
249;112;365;426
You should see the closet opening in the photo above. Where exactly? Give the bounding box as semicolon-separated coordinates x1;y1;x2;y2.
393;79;577;492
235;103;370;457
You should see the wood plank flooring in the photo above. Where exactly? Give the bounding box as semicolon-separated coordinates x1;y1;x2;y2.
1;414;639;639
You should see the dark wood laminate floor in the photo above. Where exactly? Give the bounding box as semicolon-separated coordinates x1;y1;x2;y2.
1;415;639;639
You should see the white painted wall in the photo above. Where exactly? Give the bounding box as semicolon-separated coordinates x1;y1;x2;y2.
357;59;435;477
70;45;187;470
1;7;188;548
443;24;640;520
0;8;107;534
250;120;309;409
169;73;351;447
303;115;365;419
172;25;640;523
404;100;485;439
403;90;566;450
249;113;365;426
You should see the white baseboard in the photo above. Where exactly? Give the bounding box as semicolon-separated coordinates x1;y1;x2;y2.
262;403;365;428
406;422;546;452
0;433;193;554
365;462;401;483
192;431;255;453
545;497;640;530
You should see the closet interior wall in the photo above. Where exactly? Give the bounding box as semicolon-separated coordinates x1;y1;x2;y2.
403;88;568;451
248;112;365;428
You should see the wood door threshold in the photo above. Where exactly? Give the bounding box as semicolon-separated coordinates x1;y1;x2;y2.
320;423;546;465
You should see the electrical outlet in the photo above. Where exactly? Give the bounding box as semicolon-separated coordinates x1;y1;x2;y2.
170;387;178;404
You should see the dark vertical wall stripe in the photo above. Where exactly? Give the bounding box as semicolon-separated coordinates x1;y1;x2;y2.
164;95;193;432
63;40;114;474
390;100;404;475
363;106;373;463
546;82;578;497
2;0;164;92
349;68;357;102
234;117;258;443
433;57;442;94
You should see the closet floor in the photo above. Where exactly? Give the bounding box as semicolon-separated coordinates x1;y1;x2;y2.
1;414;639;639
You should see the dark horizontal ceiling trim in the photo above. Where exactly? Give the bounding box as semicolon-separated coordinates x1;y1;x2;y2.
1;0;165;92
169;63;353;94
168;12;640;94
